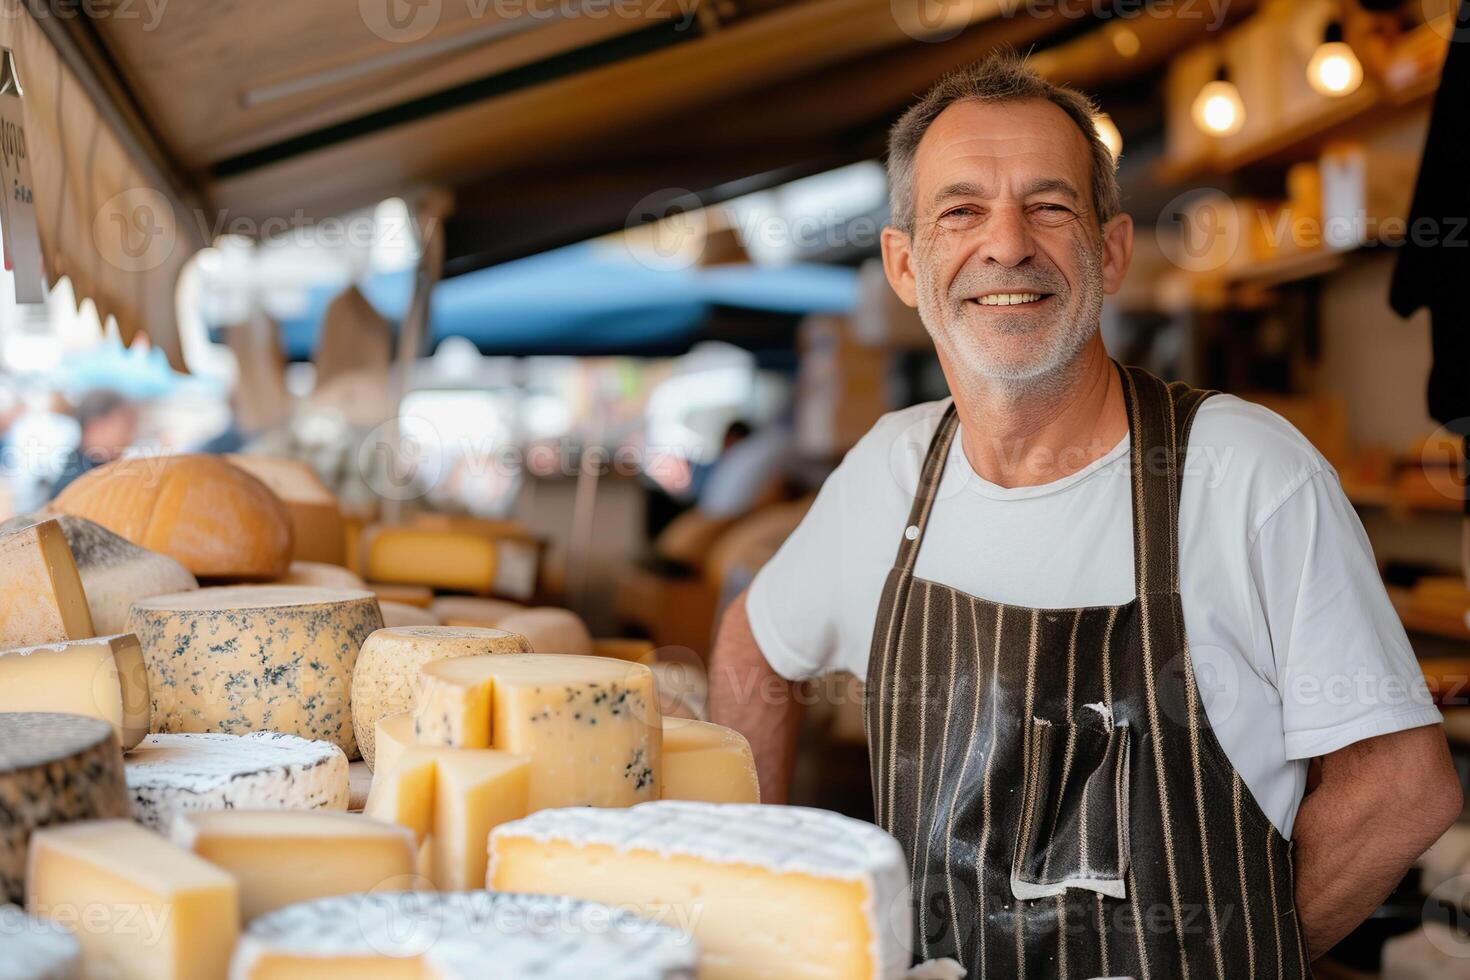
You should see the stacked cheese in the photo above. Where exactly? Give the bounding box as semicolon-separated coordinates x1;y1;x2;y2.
489;801;913;980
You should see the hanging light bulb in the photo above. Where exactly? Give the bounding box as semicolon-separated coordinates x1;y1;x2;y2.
1307;20;1363;96
1191;63;1245;136
1094;113;1123;161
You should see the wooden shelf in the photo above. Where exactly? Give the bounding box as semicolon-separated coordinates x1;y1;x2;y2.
1391;587;1470;644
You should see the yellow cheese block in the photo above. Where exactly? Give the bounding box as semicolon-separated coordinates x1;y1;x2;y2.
494;607;593;655
226;455;346;566
353;626;530;769
0;633;151;750
361;525;499;595
489;802;912;980
172;809;417;922
414;653;661;809
26;819;239;980
365;747;530;890
374;712;414;777
661;717;759;804
51;454;294;581
127;585;384;757
274;561;366;591
0;518;94;648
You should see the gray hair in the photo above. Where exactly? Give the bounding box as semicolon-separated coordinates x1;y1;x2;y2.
886;50;1121;235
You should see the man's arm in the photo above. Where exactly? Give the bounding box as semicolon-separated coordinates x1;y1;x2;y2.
707;589;805;805
1293;724;1462;958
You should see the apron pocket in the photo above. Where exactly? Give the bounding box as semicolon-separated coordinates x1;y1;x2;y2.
1010;705;1130;901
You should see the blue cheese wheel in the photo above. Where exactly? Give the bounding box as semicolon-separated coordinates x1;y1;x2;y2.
125;731;349;831
231;891;697;979
0;713;130;904
127;586;383;758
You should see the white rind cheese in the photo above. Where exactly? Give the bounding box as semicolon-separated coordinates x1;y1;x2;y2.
0;904;82;980
0;514;198;636
230;891;698;979
489;801;913;980
352;626;530;770
0;713;130;904
125;732;349;831
127;585;384;756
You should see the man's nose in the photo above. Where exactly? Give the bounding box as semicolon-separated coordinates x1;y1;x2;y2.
977;205;1036;268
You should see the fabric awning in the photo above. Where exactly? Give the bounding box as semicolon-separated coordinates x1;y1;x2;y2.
1;0;203;371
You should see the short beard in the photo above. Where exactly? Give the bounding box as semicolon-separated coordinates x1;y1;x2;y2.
914;237;1104;400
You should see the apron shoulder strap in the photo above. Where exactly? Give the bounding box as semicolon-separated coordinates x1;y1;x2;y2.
891;400;960;573
1117;363;1217;597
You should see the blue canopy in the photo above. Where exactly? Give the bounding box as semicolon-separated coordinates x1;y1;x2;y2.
271;243;858;359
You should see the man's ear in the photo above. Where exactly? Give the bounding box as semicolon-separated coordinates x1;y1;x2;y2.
880;226;919;308
1100;211;1133;296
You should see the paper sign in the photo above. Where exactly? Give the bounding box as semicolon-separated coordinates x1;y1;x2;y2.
0;48;45;303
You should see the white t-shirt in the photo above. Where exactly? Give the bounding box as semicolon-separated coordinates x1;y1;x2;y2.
747;394;1441;838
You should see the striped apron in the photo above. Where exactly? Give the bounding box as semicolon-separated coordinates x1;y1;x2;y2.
865;363;1311;979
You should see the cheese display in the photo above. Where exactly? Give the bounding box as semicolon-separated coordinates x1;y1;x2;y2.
273;561;366;590
26;819;238;980
172;810;416;922
225;455;346;566
592;637;658;666
0;514;197;635
360;524;501;595
368;582;434;608
0;518;94;648
125;731;349;831
429;594;523;626
374;711;414;778
0;713;130;904
489;801;912;980
0;903;82;980
365;747;530;889
353;626;530;769
0;634;151;750
127;585;383;755
380;600;439;628
660;718;759;804
495;607;593;655
50;454;295;581
230;891;698;980
650;661;709;721
413;654;661;809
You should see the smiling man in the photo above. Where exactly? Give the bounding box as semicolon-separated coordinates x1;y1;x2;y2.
708;52;1461;976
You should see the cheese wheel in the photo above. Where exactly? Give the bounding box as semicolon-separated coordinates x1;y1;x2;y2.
230;891;699;980
0;904;82;980
428;595;523;626
494;607;593;656
51;455;294;580
0;514;197;636
274;561;367;591
0;713;130;904
352;625;530;770
226;455;346;566
126;731;349;831
0;518;94;648
379;600;440;628
0;634;151;750
127;585;383;756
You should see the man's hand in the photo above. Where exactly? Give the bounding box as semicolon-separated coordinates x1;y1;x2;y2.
1293;724;1463;959
707;589;805;805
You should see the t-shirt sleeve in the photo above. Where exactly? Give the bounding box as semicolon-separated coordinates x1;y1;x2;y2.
1251;469;1442;761
745;460;853;682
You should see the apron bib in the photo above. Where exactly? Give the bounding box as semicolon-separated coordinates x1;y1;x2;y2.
864;363;1311;979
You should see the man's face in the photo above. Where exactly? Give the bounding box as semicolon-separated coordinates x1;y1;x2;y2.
881;98;1132;391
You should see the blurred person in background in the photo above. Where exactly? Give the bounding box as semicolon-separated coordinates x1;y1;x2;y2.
50;390;139;498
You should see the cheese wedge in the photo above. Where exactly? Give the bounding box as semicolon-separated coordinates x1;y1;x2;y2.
172;809;417;922
353;626;529;769
0;634;151;750
660;718;759;804
374;711;415;779
489;802;912;980
27;819;238;980
0;518;94;648
412;653;661;809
